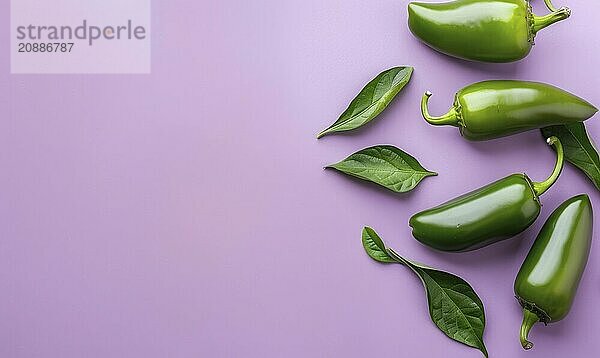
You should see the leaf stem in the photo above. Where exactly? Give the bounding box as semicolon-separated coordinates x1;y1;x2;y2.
386;247;410;266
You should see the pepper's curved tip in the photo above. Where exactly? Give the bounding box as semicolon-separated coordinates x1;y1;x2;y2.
408;215;415;229
425;90;432;97
574;193;592;205
407;2;426;17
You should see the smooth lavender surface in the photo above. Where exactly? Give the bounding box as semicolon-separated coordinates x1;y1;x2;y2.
2;1;599;357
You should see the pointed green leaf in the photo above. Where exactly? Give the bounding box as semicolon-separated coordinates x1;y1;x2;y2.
541;123;600;190
404;259;488;358
326;145;437;193
362;227;488;357
361;227;395;263
317;67;413;138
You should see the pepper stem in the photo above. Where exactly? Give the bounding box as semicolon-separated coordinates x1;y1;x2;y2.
543;0;558;12
421;91;460;127
520;308;540;350
532;7;571;34
532;136;564;197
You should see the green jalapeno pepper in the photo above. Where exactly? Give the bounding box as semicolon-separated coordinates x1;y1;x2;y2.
421;80;597;141
409;136;564;252
408;0;571;62
514;194;593;350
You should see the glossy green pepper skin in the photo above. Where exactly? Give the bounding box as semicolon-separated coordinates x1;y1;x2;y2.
410;137;564;252
514;194;593;350
408;0;571;63
422;80;597;141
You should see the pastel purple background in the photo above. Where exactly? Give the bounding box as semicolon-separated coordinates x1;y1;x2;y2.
2;1;599;357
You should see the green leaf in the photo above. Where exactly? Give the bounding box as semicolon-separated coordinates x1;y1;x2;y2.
317;67;413;138
400;256;488;358
541;123;600;190
361;227;395;263
362;228;488;357
326;145;437;193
